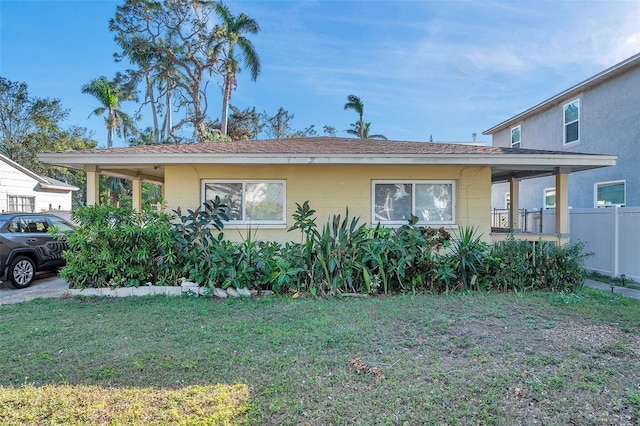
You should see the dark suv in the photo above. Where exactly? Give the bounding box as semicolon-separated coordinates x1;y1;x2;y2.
0;213;75;289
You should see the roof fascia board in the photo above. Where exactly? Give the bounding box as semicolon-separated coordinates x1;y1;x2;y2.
38;152;617;168
39;183;80;191
483;53;640;135
0;153;47;184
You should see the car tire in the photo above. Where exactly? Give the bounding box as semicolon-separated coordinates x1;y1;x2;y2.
6;256;36;289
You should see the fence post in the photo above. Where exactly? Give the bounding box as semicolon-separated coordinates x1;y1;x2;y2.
614;206;619;277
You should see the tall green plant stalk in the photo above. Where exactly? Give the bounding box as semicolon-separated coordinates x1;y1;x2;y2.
451;226;488;290
315;208;368;295
288;201;319;288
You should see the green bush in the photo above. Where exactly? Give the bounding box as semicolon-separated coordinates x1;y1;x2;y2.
60;202;589;296
535;241;589;292
362;222;451;294
173;197;229;287
486;236;589;293
60;205;181;288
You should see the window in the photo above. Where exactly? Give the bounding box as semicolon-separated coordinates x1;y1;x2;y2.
49;215;75;232
595;180;625;207
563;99;580;144
505;192;510;209
202;180;285;225
8;216;49;233
511;125;521;148
544;188;556;209
8;196;35;212
372;181;455;225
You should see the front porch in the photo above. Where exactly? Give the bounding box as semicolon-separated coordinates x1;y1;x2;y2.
489;170;570;245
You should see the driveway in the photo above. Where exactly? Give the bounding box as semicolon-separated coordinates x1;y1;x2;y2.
0;273;69;305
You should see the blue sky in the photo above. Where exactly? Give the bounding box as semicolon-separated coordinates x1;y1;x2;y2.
1;0;639;148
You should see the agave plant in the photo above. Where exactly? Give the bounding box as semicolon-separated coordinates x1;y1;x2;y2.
451;226;489;290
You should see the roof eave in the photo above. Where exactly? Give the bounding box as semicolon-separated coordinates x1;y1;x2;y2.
39;182;80;191
38;152;617;168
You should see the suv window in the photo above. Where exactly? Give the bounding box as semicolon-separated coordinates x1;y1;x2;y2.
48;215;74;232
8;216;50;233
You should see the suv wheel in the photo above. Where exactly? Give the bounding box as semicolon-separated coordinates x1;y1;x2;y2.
7;256;36;289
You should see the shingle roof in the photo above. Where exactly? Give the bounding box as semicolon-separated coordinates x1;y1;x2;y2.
60;137;601;157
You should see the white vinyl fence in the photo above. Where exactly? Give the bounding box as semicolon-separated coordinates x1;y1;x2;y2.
570;207;640;281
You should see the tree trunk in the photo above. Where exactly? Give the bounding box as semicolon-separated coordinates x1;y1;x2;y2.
145;73;160;144
221;74;233;136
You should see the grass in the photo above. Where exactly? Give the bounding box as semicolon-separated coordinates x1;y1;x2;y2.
0;288;639;425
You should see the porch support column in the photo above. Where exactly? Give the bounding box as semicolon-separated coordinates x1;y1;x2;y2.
555;170;570;239
85;165;99;206
132;177;142;212
509;179;520;231
161;184;166;212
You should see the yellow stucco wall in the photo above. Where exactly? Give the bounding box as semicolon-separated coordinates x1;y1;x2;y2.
164;164;491;242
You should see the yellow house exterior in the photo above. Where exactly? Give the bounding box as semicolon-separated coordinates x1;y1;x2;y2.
165;163;490;243
39;138;616;244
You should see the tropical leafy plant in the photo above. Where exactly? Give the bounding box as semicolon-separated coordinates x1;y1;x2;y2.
173;197;229;286
315;208;368;295
450;226;489;290
60;205;180;288
288;201;319;287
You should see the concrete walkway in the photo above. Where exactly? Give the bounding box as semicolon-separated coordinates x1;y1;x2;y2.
1;276;639;305
0;273;69;305
583;279;640;299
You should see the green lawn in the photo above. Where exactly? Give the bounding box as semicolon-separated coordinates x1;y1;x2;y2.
1;289;639;425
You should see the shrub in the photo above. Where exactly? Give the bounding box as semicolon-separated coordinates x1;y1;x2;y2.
60;205;181;288
173;197;229;287
485;236;589;293
61;201;590;296
315;208;368;295
535;241;589;292
450;226;488;291
366;222;451;294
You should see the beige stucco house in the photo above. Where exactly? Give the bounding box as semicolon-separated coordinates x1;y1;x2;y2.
39;138;615;244
0;154;78;214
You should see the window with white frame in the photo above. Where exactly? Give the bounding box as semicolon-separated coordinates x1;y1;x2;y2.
563;99;580;144
544;188;556;209
202;180;285;224
372;181;455;225
7;195;35;212
595;180;625;207
505;192;510;209
511;125;521;148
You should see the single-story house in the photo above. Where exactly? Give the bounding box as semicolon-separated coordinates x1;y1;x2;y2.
0;153;78;214
38;138;616;244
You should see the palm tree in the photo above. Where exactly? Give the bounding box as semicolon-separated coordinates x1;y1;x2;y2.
81;76;137;147
344;94;387;139
214;2;261;137
344;94;365;139
361;122;387;140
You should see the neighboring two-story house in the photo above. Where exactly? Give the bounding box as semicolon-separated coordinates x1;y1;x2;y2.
485;53;640;211
0;154;78;213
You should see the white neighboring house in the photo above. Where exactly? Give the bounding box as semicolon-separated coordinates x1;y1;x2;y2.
0;154;78;213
